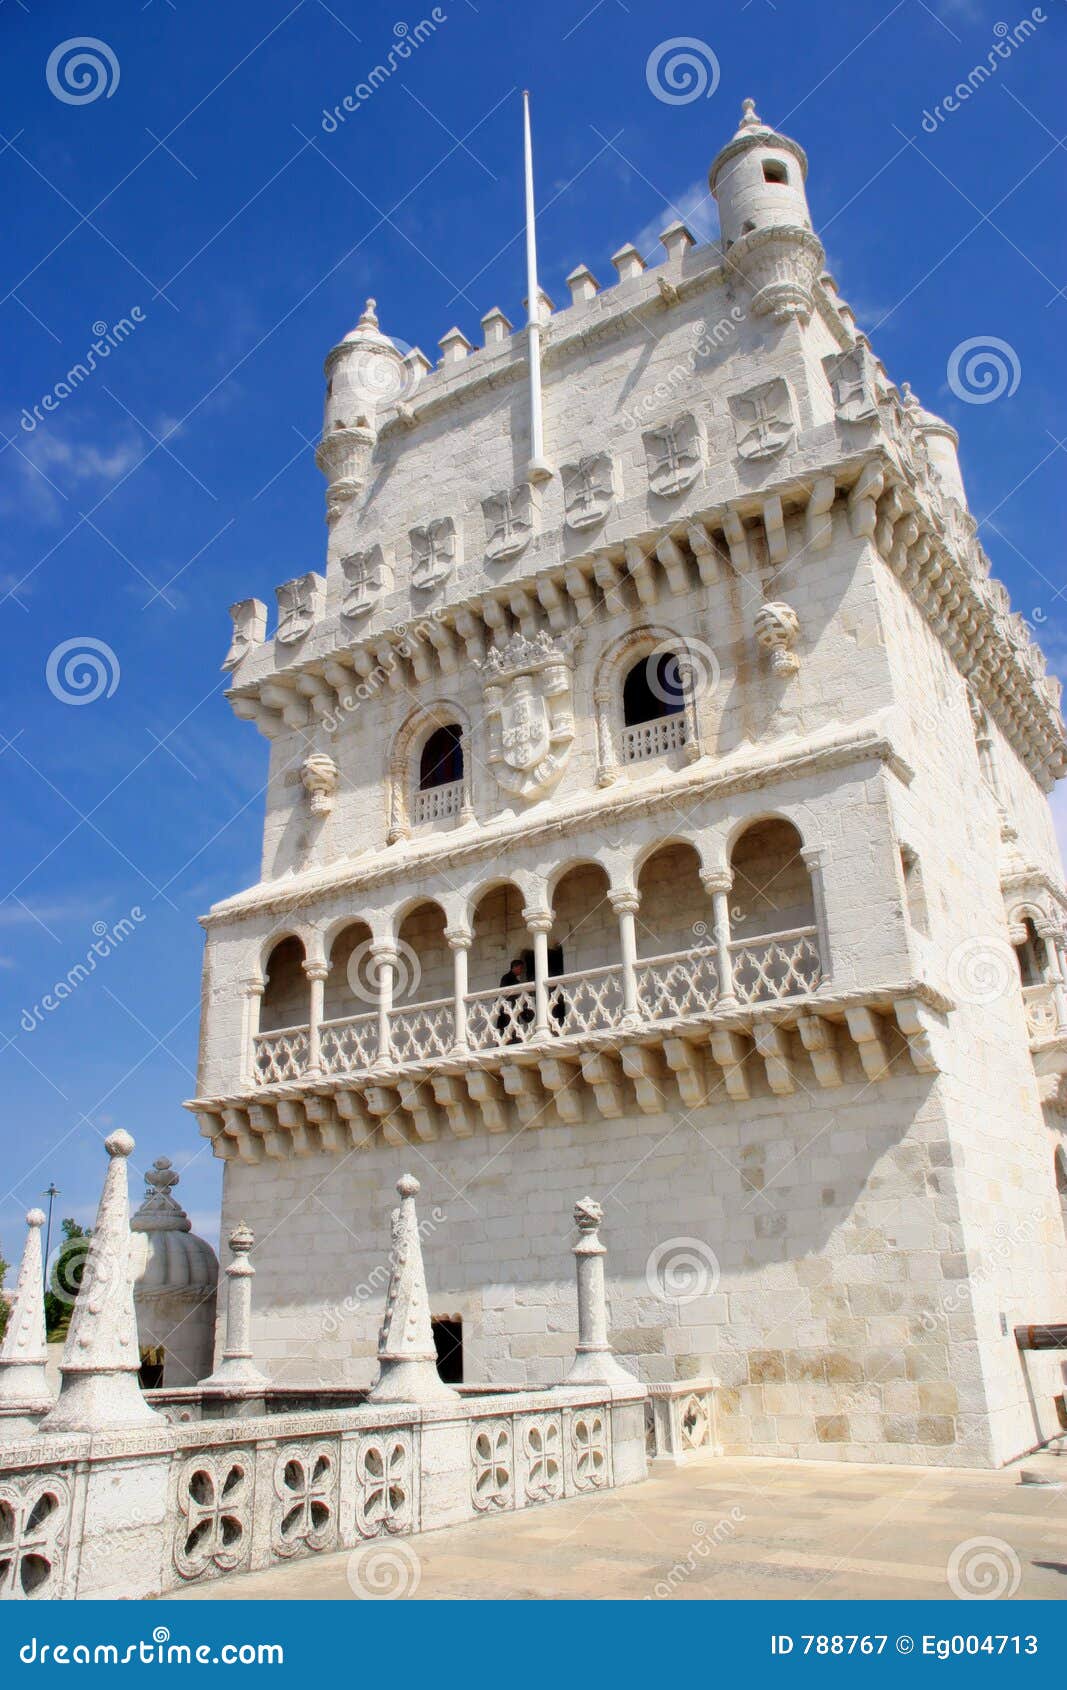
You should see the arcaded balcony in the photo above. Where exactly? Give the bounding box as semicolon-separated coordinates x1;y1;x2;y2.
246;826;826;1088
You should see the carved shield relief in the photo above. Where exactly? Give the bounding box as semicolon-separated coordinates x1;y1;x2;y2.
480;632;577;802
643;413;703;498
729;378;795;461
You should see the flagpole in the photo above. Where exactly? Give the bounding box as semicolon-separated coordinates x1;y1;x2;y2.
523;90;552;483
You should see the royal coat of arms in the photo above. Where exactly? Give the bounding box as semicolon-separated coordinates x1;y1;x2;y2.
822;347;878;424
479;632;578;802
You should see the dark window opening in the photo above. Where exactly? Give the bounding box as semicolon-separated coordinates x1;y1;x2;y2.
763;159;789;184
740;219;757;235
1015;917;1048;987
419;723;463;790
623;652;685;726
432;1316;463;1384
139;1346;165;1390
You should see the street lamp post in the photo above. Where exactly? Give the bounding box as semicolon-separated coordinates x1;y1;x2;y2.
42;1183;59;1293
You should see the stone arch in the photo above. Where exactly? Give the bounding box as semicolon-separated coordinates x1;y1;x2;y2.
260;934;308;1033
468;879;533;996
387;699;473;842
729;816;815;940
592;624;704;782
323;919;375;1022
396;897;452;1007
549;861;616;977
635;840;707;959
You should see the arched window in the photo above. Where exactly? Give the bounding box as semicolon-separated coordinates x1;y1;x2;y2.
419;723;463;789
762;159;788;184
1015;917;1048;988
414;723;465;824
621;651;688;763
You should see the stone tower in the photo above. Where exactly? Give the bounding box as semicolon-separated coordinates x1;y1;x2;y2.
189;100;1067;1467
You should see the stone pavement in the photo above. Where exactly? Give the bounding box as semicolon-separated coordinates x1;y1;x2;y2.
170;1455;1067;1601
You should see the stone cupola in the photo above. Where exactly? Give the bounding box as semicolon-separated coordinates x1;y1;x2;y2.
129;1156;219;1387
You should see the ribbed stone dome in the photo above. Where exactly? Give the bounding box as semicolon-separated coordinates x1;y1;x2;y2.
129;1158;218;1295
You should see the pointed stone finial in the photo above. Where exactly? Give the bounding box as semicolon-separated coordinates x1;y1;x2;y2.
560;1194;634;1388
739;96;762;132
40;1130;159;1432
202;1223;268;1390
367;1175;458;1404
0;1209;53;1436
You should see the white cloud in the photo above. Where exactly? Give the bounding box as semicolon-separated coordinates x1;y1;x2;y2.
633;178;719;264
23;432;142;483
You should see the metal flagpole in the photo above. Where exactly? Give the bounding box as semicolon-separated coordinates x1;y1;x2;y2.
523;90;552;484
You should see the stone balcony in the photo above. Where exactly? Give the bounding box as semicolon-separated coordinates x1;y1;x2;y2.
188;926;951;1164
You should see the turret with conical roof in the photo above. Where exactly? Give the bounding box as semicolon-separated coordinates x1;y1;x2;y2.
709;98;824;323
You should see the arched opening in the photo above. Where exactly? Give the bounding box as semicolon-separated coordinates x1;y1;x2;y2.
634;842;717;1021
392;900;453;1060
762;159;788;184
320;920;375;1074
729;819;820;1002
621;650;689;764
419;723;463;789
549;863;621;1033
466;883;534;1050
260;937;307;1032
413;722;465;826
1015;917;1048;988
635;842;706;958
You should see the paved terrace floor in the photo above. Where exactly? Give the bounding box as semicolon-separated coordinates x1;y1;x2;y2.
169;1455;1067;1601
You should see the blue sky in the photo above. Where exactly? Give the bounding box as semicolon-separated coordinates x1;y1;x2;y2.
0;0;1064;1269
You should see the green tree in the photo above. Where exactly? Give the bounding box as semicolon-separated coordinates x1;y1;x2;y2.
44;1219;91;1342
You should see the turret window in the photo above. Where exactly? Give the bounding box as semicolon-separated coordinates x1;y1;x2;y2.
763;159;789;184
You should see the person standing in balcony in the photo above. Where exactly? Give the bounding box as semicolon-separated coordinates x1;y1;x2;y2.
497;959;533;1041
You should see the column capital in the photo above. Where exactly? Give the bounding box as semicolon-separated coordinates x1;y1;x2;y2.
799;844;824;868
303;960;329;982
523;907;553;934
445;926;473;952
369;941;399;963
608;887;640;915
702;870;732;895
243;974;266;998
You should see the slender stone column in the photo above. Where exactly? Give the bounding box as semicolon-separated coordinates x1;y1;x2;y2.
0;1209;53;1437
372;943;398;1066
446;926;471;1055
242;974;265;1089
304;959;328;1074
1038;923;1067;1030
609;889;641;1023
40;1131;160;1432
561;1197;634;1387
368;1175;458;1404
703;872;737;1008
524;909;553;1039
801;845;832;988
202;1224;268;1388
